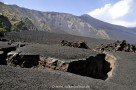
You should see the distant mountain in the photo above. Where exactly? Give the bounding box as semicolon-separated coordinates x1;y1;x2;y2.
0;2;136;42
0;2;110;39
80;14;136;43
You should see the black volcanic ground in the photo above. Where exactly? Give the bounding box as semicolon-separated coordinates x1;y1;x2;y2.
0;31;136;90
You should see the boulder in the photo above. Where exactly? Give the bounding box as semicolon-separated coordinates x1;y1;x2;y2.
61;40;71;46
117;40;127;51
39;57;68;71
95;40;136;53
0;46;16;65
61;40;89;49
132;45;136;53
7;51;40;68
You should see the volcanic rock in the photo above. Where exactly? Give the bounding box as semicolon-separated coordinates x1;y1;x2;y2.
67;54;116;80
61;40;89;49
39;57;68;71
7;51;40;68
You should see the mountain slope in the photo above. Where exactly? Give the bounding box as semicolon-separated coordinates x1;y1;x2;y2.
0;14;11;36
0;2;109;39
80;14;136;43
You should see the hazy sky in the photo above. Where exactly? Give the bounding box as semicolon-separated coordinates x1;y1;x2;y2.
1;0;136;27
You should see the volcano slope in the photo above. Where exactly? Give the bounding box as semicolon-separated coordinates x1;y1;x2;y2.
5;31;113;48
0;31;136;90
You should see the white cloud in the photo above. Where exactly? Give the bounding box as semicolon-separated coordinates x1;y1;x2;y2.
109;0;132;19
89;4;111;17
88;0;135;27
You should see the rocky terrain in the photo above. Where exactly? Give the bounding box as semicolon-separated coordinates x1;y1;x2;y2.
0;1;136;90
0;31;135;89
95;40;136;53
0;39;119;89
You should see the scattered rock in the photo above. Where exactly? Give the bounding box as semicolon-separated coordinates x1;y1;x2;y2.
95;40;136;53
61;40;89;49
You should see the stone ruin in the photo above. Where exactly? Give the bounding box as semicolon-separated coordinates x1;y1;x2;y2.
61;40;89;49
95;40;136;53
